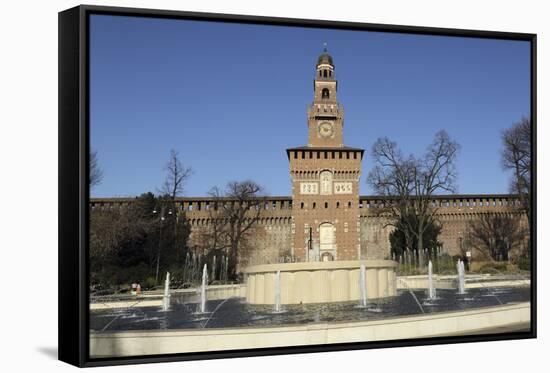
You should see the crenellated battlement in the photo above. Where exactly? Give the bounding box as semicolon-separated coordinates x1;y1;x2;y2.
91;193;523;217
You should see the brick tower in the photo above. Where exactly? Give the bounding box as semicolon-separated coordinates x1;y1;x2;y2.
287;46;364;262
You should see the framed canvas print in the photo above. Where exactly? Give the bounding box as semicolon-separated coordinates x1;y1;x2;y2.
58;5;536;367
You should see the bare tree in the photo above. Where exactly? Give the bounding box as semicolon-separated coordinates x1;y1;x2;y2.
368;138;416;251
198;197;230;258
368;131;460;256
90;150;103;189
501;118;531;226
162;149;192;201
466;213;528;261
411;131;460;254
159;150;192;266
207;180;265;280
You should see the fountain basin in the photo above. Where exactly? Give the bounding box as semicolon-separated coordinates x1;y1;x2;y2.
243;260;397;305
90;301;530;357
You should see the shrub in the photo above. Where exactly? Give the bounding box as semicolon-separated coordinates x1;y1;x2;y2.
143;276;158;290
517;256;531;271
470;261;518;274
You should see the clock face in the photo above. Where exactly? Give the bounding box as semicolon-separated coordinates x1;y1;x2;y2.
318;122;334;138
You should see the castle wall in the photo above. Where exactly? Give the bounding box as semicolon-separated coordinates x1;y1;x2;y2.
360;216;393;260
90;194;528;264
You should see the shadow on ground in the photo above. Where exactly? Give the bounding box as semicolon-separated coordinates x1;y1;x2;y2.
37;346;58;360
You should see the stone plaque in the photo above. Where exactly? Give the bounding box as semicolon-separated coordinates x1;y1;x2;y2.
334;182;353;194
300;182;318;194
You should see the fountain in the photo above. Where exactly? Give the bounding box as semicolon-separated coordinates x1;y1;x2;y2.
274;270;282;312
457;259;466;294
428;260;436;300
397;277;425;314
359;263;367;307
161;272;171;312
200;264;208;313
244;260;397;305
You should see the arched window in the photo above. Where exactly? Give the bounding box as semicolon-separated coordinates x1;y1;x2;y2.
322;88;330;99
320;170;333;195
323;70;327;78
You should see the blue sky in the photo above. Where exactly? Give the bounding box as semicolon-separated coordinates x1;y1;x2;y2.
89;14;531;198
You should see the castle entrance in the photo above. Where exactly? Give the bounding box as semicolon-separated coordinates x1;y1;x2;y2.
319;223;335;260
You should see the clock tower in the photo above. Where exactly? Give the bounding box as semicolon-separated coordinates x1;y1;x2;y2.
308;46;344;148
287;46;364;262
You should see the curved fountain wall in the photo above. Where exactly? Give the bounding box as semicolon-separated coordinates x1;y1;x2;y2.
243;260;398;305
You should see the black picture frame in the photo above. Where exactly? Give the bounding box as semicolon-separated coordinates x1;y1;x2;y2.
58;4;537;367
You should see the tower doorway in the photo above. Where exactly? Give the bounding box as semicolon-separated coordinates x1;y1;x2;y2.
319;223;335;260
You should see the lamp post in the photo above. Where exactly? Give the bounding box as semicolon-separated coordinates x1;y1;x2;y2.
309;227;313;261
153;205;173;284
504;237;510;262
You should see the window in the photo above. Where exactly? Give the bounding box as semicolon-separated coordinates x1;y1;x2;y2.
300;202;304;209
322;88;330;99
325;202;328;209
320;170;333;195
336;201;340;208
348;201;352;208
323;70;327;78
312;202;316;209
